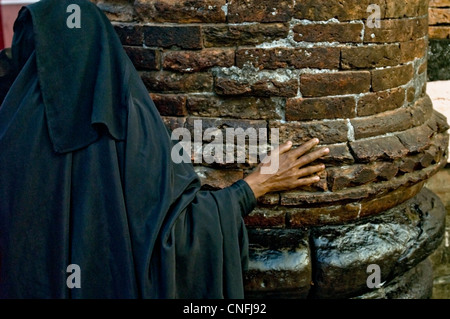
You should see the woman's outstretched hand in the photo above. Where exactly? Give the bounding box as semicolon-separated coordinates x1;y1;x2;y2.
244;138;330;199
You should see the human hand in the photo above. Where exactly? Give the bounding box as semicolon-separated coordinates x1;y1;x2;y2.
244;138;329;199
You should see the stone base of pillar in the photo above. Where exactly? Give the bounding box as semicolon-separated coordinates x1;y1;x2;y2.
244;187;446;299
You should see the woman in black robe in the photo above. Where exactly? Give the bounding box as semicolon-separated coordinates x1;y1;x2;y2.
0;0;328;299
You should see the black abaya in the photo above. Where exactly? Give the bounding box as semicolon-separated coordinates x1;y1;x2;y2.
0;0;256;299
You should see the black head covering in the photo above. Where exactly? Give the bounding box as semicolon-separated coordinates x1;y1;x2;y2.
0;0;256;298
16;0;128;153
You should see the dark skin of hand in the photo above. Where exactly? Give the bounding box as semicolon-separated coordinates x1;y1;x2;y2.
244;138;329;199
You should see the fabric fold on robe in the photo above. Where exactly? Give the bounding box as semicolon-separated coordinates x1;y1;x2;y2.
0;0;256;299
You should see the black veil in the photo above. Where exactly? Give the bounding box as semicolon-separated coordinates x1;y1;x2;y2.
0;0;256;298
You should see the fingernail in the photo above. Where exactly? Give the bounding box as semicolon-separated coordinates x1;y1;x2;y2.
314;138;320;144
324;148;330;153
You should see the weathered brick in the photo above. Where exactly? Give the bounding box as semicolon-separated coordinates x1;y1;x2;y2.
396;124;435;153
300;71;371;97
97;1;135;22
123;46;160;70
293;22;363;43
163;49;235;73
400;38;428;63
293;0;386;21
203;23;289;47
321;143;355;165
244;207;286;228
411;96;434;126
350;135;409;162
237;47;340;70
371;64;414;91
327;164;378;191
270;119;348;145
351;107;414;140
227;0;294;23
194;166;243;189
357;87;405;117
341;44;401;69
429;8;450;25
186;95;282;120
430;0;450;6
186;117;267;137
215;77;298;97
429;26;450;39
385;0;428;18
141;71;213;93
364;18;428;43
428;110;450;133
286;203;362;227
114;24;143;46
286;96;356;121
143;25;202;49
150;93;187;116
135;0;226;23
407;87;416;103
161;116;186;132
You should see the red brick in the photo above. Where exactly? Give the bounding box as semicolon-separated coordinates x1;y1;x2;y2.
430;0;450;6
163;49;235;73
385;0;428;18
429;26;450;39
396;124;435;153
364;18;428;43
161;116;186;132
186;117;267;136
429;8;450;25
114;24;143;46
227;0;294;23
186;95;282;120
341;44;401;69
321;143;355;165
150;93;187;116
244;208;286;228
135;0;226;23
141;71;213;93
271;119;348;145
350;107;414;140
287;204;361;227
400;38;428;63
350;136;409;162
357;88;405;117
215;77;298;97
123;46;160;70
286;96;356;121
293;22;363;43
293;0;386;21
194;166;243;189
98;1;134;22
203;23;289;47
327;164;378;191
300;71;371;97
236;47;340;70
371;64;414;92
143;25;202;49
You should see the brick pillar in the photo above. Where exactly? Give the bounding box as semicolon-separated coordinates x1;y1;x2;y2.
98;0;449;298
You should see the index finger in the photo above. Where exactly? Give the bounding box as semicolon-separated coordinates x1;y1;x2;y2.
289;138;320;159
